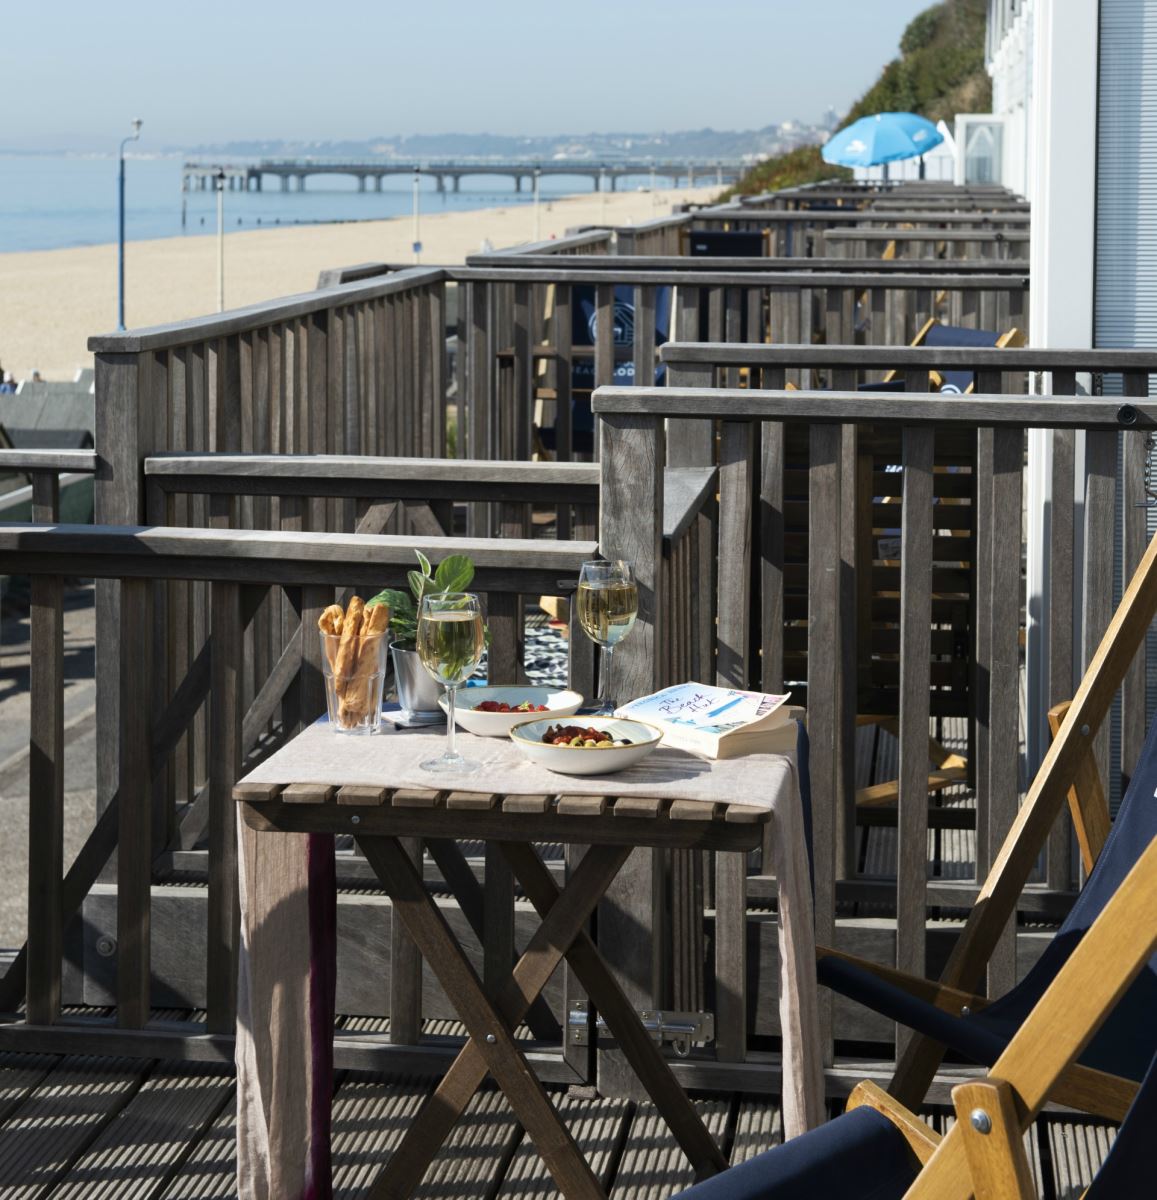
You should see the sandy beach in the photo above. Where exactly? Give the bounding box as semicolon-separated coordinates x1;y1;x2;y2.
0;185;717;381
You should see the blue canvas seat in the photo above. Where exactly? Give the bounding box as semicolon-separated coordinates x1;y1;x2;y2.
672;1047;1157;1199
670;1104;919;1199
820;704;1157;1085
896;317;1025;393
536;284;671;456
674;816;1157;1199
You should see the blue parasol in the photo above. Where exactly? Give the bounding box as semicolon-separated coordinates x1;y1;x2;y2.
821;112;944;167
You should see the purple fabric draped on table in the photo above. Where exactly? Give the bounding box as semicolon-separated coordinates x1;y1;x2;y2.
236;826;337;1200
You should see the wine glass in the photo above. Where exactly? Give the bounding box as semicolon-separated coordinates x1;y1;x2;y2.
577;559;638;715
417;592;485;773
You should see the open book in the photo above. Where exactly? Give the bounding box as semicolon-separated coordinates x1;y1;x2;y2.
614;683;801;760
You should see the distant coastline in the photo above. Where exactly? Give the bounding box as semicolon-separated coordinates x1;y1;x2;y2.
0;184;719;382
1;152;676;255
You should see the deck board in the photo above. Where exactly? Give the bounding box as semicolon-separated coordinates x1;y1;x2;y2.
413;1085;521;1200
49;1062;233;1199
496;1091;630;1197
729;1097;781;1164
332;1074;430;1198
0;1055;147;1198
610;1098;729;1199
155;1095;236;1200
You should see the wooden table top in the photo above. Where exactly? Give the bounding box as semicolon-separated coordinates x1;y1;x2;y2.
236;781;771;852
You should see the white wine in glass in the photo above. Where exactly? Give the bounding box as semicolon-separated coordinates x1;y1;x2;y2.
577;560;637;714
417;592;485;772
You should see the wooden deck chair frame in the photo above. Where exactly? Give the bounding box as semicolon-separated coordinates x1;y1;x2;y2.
818;526;1157;1118
680;826;1157;1199
881;318;1026;389
837;828;1157;1199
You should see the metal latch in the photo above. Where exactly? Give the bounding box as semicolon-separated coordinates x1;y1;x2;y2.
568;1001;714;1058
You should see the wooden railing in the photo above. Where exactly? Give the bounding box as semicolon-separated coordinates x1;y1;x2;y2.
0;449;97;523
465;252;1030;276
0;524;597;1071
819;227;1031;260
593;382;1151;1080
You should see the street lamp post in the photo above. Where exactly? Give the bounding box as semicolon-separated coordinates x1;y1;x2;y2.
533;167;542;242
117;118;143;331
412;166;422;264
215;169;226;312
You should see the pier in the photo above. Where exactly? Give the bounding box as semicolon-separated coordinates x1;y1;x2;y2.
180;157;745;194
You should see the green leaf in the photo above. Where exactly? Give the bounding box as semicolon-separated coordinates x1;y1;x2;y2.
414;549;432;579
369;588;412;616
434;553;474;594
407;570;428;606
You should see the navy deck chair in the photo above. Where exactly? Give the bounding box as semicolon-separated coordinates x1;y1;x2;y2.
672;828;1157;1199
816;527;1157;1116
879;316;1025;392
535;284;672;457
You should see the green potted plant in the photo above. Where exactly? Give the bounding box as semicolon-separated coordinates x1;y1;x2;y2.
369;550;478;715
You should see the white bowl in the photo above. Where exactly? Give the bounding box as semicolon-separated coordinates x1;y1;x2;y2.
441;686;584;737
508;716;662;776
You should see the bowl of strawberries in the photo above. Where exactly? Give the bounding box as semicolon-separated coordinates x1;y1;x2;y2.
440;685;584;737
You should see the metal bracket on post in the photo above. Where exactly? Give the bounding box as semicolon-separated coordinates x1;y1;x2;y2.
568;1001;714;1058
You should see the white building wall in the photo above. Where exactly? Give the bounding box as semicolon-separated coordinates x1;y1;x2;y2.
986;0;1034;195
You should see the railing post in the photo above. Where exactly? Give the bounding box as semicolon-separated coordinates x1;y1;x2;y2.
207;580;242;1033
896;427;934;1056
117;576;153;1028
94;352;154;832
27;472;63;1024
597;406;666;1097
807;423;841;1061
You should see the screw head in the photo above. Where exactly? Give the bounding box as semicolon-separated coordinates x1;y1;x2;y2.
485;1033;497;1044
970;1109;992;1135
350;814;360;825
1079;724;1091;736
96;935;116;957
960;1005;971;1017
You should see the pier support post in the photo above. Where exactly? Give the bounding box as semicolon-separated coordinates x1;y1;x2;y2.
514;175;522;192
357;175;366;193
453;175;461;193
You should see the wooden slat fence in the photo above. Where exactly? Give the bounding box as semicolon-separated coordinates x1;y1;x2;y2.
592;382;1152;1087
820;227;1031;261
0;523;597;1083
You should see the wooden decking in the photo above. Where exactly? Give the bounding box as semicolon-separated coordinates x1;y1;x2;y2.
0;1022;1115;1198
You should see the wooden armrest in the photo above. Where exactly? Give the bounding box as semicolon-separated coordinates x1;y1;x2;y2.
846;1081;940;1165
1050;1062;1138;1124
817;945;990;1016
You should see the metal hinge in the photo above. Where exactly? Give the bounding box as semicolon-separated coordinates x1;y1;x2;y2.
568;1001;714;1058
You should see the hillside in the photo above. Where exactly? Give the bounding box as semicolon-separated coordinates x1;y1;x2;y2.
724;0;991;198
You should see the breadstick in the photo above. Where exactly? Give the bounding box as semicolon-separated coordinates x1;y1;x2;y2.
363;602;390;637
333;596;365;695
339;603;390;724
318;604;345;672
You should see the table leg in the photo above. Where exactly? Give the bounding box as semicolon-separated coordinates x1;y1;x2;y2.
357;835;621;1200
425;837;560;1041
503;840;728;1179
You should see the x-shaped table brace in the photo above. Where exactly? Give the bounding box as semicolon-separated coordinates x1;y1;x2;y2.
354;833;728;1199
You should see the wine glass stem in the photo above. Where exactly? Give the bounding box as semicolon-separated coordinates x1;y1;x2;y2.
603;645;615;711
446;686;457;759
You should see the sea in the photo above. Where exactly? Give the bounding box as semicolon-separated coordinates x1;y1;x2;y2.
0;152;661;254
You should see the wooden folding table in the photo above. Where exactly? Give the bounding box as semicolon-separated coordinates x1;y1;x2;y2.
234;722;822;1198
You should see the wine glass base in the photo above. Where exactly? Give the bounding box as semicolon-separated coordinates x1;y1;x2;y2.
419;753;480;774
587;698;616;716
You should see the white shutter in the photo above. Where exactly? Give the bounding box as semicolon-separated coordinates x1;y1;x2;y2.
1095;0;1157;807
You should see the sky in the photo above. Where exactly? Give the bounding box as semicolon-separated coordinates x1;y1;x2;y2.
1;0;934;149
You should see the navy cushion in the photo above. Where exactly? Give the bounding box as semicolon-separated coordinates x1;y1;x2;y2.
1085;1050;1157;1198
919;322;1000;394
821;710;1157;1083
669;1106;918;1199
